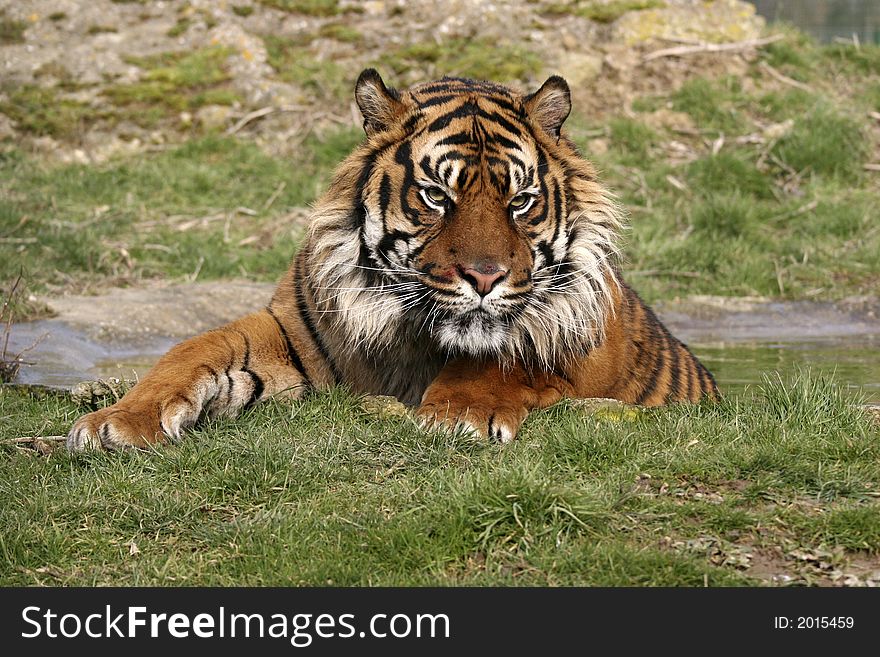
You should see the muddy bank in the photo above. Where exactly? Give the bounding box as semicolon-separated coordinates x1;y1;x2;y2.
657;295;880;344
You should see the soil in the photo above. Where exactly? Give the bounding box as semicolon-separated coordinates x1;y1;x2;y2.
1;0;767;162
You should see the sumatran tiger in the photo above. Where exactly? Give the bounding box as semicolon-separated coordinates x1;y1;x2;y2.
67;70;718;450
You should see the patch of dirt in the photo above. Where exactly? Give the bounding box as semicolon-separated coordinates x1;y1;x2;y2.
660;532;880;587
1;0;768;162
43;279;273;342
656;295;880;343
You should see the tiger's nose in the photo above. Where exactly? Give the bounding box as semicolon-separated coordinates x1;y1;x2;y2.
458;263;508;297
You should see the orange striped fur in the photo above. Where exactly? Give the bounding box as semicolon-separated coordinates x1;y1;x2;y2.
68;70;717;450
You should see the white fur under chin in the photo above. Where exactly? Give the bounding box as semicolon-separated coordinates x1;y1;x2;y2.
435;314;508;355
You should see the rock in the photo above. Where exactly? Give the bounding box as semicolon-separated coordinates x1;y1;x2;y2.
70;378;132;409
360;395;409;418
564;52;603;87
614;0;765;46
569;397;642;421
196;104;234;130
586;137;609;155
862;404;880;424
0;114;16;140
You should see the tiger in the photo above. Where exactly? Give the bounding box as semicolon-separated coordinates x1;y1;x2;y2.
67;69;718;450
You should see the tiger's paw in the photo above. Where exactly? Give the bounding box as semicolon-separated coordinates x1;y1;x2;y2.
67;397;189;451
416;397;528;443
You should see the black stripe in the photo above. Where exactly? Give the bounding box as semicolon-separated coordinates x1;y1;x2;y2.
426;99;480;132
636;316;668;405
99;424;113;448
402;112;423;132
536;240;555;268
232;329;265;408
684;356;696;401
664;340;682;403
295;261;340;384
415;93;458;109
436;132;473;147
697;362;718;398
266;306;311;387
477;109;523;139
378;172;392;218
492;134;525;152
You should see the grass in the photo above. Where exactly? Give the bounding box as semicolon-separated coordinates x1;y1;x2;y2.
86;25;118;35
0;9;26;45
588;32;880;302
0;86;100;139
772;105;867;179
256;0;340;17
379;38;543;83
544;0;665;23
263;35;351;101
0;131;361;299
1;369;876;586
104;46;241;127
670;77;746;134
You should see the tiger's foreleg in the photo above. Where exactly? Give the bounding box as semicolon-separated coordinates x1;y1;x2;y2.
416;359;574;443
67;309;309;450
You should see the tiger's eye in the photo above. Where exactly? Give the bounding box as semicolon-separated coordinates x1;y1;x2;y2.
509;194;531;210
425;188;448;204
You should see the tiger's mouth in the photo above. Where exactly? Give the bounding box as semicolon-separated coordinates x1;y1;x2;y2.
430;307;511;355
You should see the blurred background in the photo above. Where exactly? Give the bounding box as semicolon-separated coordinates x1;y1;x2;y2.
1;0;878;399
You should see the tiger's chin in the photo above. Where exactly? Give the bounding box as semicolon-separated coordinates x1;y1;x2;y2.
433;311;510;356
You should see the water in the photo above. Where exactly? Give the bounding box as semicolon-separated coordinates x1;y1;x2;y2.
751;0;880;43
7;320;174;388
695;339;880;402
7;310;880;404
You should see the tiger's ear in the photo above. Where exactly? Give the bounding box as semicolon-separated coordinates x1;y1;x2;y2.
355;69;405;136
524;76;571;140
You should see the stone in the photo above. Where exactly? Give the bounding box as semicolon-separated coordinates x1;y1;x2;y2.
360;395;409;418
196;104;234;130
613;0;765;46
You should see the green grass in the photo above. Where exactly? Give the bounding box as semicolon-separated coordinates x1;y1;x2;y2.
263;35;351;101
0;86;100;139
379;38;542;82
0;9;26;45
772;105;867;179
0;131;361;297
608;117;657;165
671;77;746;134
544;0;665;23
166;17;192;38
256;0;340;16
1;370;876;586
232;5;255;17
317;22;362;43
105;46;241;127
580;34;880;302
86;24;118;35
686;152;776;200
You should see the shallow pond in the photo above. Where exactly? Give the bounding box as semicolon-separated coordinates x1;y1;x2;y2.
695;338;880;402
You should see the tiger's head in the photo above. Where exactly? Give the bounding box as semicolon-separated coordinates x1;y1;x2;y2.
308;70;624;367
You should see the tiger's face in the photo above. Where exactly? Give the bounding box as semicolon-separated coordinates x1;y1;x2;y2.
310;71;623;366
